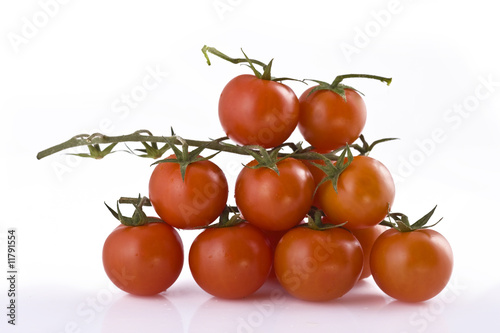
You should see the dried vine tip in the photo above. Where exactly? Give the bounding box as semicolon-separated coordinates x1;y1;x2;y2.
201;45;212;65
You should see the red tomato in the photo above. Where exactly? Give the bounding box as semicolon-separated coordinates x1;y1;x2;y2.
274;226;364;301
298;87;366;151
349;224;387;279
235;158;315;231
188;223;272;299
317;155;395;230
218;74;299;148
102;222;184;296
149;155;228;229
370;228;453;302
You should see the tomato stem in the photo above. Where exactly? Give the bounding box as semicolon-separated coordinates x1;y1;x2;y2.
119;196;152;206
202;45;267;69
36;130;394;166
331;74;392;88
36;130;337;161
202;45;300;82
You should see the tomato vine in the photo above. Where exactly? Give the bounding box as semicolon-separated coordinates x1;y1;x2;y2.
36;129;394;161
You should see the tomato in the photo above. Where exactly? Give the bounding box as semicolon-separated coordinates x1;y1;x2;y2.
349;224;387;280
274;226;364;301
218;74;299;148
235;157;315;231
370;228;453;302
317;155;395;230
298;86;366;151
188;223;273;299
102;222;184;296
149;154;228;229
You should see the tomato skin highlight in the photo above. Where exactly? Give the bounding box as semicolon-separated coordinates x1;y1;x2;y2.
235;158;315;231
370;228;453;302
188;223;273;299
274;226;364;302
317;155;395;230
298;87;366;151
149;155;229;229
102;222;184;296
218;74;299;148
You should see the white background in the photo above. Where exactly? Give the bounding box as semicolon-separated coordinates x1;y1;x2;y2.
1;0;499;332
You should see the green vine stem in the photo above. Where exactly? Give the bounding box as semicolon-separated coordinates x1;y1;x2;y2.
202;45;267;68
36;129;396;163
331;74;392;88
36;129;345;161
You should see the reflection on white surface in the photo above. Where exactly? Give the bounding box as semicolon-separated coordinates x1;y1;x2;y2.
4;274;499;333
187;279;390;333
100;293;183;333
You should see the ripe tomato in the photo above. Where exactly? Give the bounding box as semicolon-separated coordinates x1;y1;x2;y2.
218;74;299;148
370;228;453;302
102;222;184;296
298;87;366;151
274;226;364;301
349;224;387;280
188;223;272;299
317;155;395;230
149;155;228;229
235;157;315;231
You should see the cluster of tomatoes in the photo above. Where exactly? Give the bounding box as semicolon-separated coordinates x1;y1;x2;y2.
101;46;453;303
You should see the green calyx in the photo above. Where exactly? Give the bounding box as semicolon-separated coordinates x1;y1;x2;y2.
312;144;354;194
306;74;392;101
350;134;399;156
202;45;302;83
380;205;443;232
151;134;222;182
198;206;245;229
105;195;163;227
69;134;118;159
242;145;285;175
125;130;170;159
306;207;347;231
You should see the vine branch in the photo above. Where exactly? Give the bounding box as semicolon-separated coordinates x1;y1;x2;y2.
36;130;343;161
37;130;394;161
